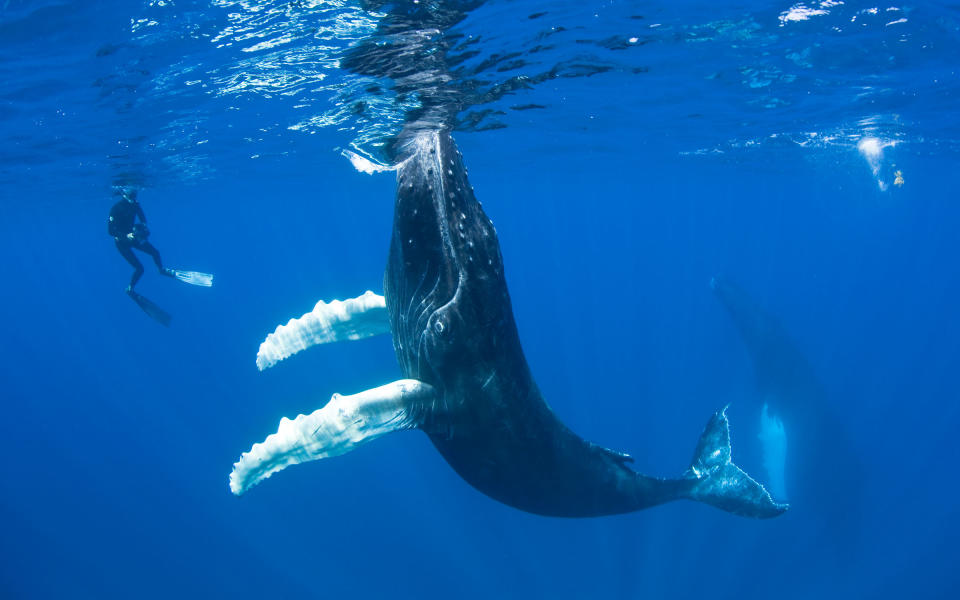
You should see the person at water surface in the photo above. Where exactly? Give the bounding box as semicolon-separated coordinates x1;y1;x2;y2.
107;187;170;294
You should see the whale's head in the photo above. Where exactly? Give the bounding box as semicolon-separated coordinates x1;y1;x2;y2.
385;131;516;390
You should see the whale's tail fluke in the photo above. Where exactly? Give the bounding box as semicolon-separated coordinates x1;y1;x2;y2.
684;406;788;518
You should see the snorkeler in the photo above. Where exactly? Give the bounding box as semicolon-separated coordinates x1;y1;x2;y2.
108;187;169;294
108;187;214;325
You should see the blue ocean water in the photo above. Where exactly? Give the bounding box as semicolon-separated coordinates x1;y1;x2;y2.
2;0;959;598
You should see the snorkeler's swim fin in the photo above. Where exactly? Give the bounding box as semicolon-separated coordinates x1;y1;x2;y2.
128;290;172;326
166;269;214;287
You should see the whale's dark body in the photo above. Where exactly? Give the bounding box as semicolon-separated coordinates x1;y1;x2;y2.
383;131;784;518
384;131;662;516
233;130;785;520
232;0;784;521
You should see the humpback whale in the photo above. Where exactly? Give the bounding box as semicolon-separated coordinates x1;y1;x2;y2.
229;131;786;520
711;277;860;539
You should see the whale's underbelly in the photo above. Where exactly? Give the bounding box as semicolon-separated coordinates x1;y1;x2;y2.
420;379;638;517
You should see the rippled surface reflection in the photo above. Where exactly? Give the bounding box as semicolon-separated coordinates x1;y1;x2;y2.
1;0;958;193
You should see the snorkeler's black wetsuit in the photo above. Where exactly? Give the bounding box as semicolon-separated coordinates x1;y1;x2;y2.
108;199;165;290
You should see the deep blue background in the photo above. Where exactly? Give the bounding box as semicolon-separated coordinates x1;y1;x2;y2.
2;1;959;599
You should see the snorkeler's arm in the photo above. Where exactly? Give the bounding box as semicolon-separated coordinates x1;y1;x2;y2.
136;202;147;224
107;203;124;239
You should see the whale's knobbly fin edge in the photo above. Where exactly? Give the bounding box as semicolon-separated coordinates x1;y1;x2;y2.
256;291;390;371
341;149;398;175
684;406;788;518
229;379;437;496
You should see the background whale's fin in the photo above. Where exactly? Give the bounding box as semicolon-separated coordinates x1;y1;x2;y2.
684;406;788;518
256;290;390;370
229;379;436;496
758;402;788;500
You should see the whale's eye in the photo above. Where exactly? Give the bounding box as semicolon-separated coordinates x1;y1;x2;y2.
434;320;445;334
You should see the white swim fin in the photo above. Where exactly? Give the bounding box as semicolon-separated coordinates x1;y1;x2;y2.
166;269;213;287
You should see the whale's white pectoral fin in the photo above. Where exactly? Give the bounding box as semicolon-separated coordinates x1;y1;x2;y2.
256;290;390;370
229;379;436;496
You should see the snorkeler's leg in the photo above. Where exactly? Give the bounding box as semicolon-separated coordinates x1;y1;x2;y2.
137;240;166;273
116;241;144;292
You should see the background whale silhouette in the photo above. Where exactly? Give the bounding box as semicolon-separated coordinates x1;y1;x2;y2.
711;276;862;553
